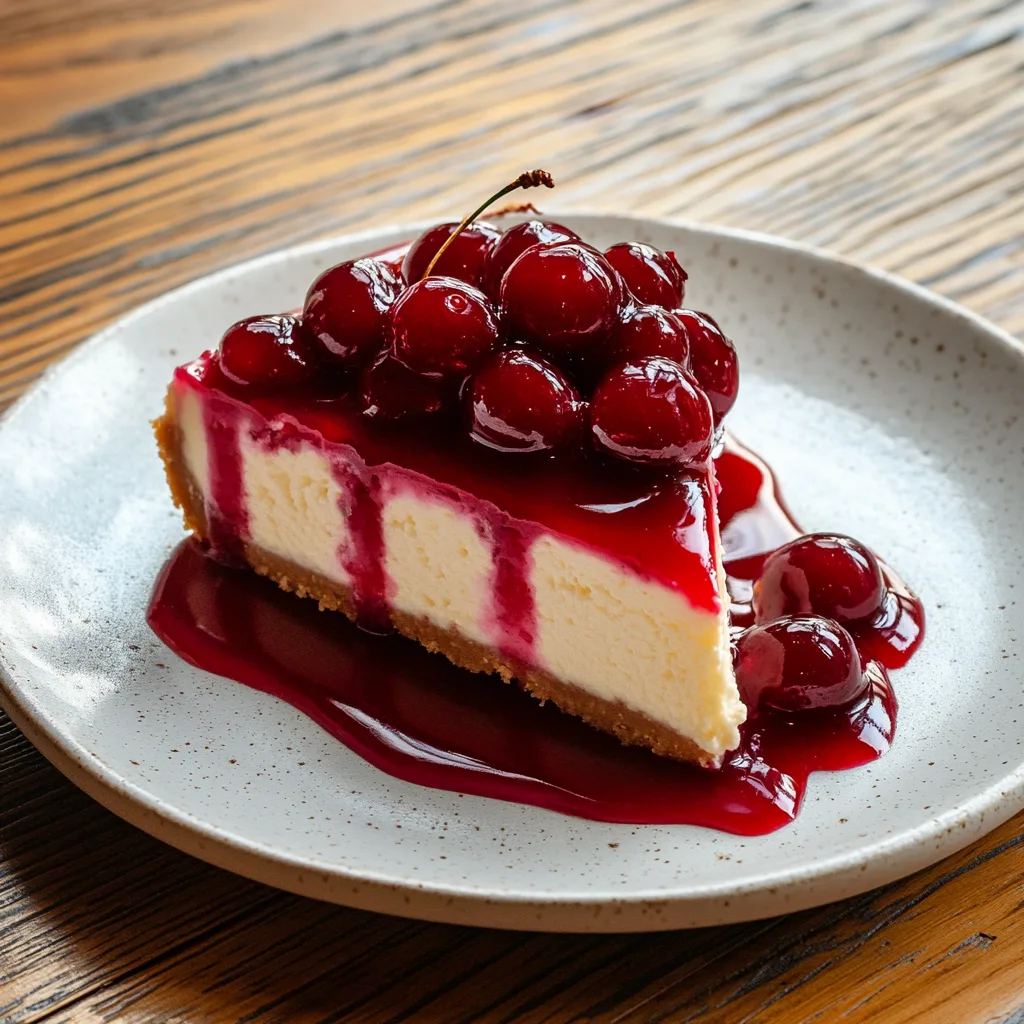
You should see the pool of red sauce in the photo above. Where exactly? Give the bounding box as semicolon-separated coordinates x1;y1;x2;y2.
148;433;924;835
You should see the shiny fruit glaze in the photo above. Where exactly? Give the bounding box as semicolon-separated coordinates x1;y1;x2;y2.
303;259;402;371
605;305;690;368
149;437;919;834
735;616;866;712
480;219;580;298
401;220;501;287
499;242;622;360
389;276;499;378
676;310;739;424
590;356;714;466
754;533;886;624
605;242;687;308
181;353;724;614
218;315;317;390
466;347;583;453
358;350;447;421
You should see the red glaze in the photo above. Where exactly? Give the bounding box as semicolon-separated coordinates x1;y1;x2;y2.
389;277;499;379
402;221;502;287
481;220;580;298
358;350;447;421
606;305;690;368
754;534;886;624
149;436;918;834
676;310;739;424
735;616;866;711
499;243;621;361
175;356;724;614
218;315;316;390
199;386;249;565
303;259;402;371
605;242;687;308
590;356;713;467
467;348;583;453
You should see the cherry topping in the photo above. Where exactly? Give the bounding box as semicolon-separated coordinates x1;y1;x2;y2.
606;305;690;368
218;314;316;390
605;243;687;308
481;220;580;298
589;356;713;467
500;243;621;360
303;259;401;371
389;277;499;379
754;533;887;625
401;221;501;288
358;350;446;421
467;348;583;453
734;616;867;712
675;310;739;424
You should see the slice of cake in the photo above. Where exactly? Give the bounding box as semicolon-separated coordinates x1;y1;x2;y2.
155;177;747;764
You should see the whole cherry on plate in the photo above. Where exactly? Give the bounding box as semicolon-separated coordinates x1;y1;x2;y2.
589;355;713;466
389;277;499;379
401;220;502;288
605;305;690;368
753;533;887;624
734;615;868;712
218;314;317;390
466;347;583;453
675;310;739;424
358;349;448;421
500;242;622;362
480;219;580;298
605;242;687;308
303;258;402;371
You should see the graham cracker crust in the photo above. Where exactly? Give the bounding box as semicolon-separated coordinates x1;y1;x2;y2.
154;391;712;764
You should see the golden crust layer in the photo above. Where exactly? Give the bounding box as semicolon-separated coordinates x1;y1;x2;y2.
154;391;712;764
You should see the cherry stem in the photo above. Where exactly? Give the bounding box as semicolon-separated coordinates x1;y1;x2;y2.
421;169;555;280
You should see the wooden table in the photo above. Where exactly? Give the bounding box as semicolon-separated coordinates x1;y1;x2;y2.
2;1;1023;1020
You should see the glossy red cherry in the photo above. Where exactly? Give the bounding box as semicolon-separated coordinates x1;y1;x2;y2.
605;242;687;308
754;533;887;625
606;305;690;368
500;243;621;360
389;277;499;379
480;220;580;298
358;350;446;421
218;314;316;390
675;310;739;424
734;616;866;712
589;356;713;466
303;258;402;371
467;348;583;453
401;221;502;287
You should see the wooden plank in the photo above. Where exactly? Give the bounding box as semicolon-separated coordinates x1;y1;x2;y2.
1;0;1023;1021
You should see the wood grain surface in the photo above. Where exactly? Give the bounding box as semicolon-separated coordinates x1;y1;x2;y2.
1;0;1023;1021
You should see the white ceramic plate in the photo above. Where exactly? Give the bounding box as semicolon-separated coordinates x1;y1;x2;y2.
2;214;1022;933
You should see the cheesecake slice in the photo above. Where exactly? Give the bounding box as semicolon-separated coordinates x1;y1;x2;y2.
156;353;745;764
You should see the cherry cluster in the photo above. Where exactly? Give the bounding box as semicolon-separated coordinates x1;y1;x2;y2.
215;218;739;468
736;534;890;713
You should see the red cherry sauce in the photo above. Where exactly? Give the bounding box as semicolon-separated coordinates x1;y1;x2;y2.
149;388;924;832
201;389;250;565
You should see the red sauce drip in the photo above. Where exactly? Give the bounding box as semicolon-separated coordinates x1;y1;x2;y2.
330;460;389;633
148;440;923;834
200;390;249;564
177;361;723;616
490;522;536;662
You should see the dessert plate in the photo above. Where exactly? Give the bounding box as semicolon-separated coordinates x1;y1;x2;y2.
1;214;1021;932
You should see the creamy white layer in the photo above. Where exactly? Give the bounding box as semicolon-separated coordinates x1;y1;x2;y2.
173;383;745;758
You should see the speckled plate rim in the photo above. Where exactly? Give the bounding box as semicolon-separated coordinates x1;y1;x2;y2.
2;214;1022;933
